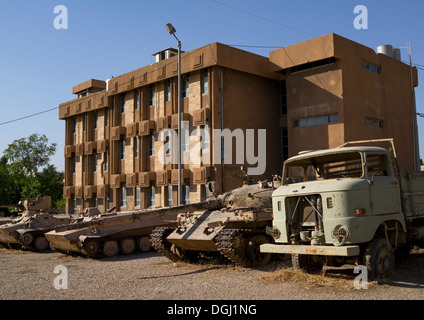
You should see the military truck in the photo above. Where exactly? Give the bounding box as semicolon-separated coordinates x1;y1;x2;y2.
0;196;72;251
260;139;424;279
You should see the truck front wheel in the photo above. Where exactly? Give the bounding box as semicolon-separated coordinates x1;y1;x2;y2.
291;254;323;272
363;238;394;280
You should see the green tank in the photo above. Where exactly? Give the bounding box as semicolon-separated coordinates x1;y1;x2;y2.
151;178;281;267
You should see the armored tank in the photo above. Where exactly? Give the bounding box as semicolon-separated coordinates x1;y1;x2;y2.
0;196;72;251
45;201;222;258
151;178;281;267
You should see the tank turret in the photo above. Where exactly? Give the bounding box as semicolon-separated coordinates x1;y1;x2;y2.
151;177;281;267
0;196;73;251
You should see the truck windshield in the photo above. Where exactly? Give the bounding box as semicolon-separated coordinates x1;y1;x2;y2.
284;151;363;184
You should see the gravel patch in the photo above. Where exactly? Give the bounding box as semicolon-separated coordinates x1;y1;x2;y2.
1;248;424;301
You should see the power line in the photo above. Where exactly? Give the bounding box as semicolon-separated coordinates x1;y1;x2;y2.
0;106;58;126
210;0;317;37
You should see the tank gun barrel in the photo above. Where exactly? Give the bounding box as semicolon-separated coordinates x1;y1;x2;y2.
53;198;223;232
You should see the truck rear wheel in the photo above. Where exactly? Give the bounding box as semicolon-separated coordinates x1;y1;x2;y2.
363;238;394;280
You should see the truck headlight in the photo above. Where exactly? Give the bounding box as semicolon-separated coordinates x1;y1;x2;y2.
331;225;350;246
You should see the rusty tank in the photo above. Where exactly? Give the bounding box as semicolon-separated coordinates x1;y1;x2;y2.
45;201;223;258
0;196;72;251
151;177;281;267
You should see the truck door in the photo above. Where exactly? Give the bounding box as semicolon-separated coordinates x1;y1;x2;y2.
366;153;401;215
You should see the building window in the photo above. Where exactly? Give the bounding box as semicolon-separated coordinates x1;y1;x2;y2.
135;187;141;207
279;80;287;115
167;182;173;206
365;117;384;128
363;61;381;74
183;180;190;205
119;138;125;160
105;111;109;127
201;120;210;150
201;69;208;94
120;93;126;113
120;183;127;207
94;111;98;130
291;57;336;74
72;117;76;134
72;197;77;214
149;184;155;207
134;137;139;158
72;157;76;173
149;85;155;106
166;79;171;102
281;127;288;162
104;150;108;172
93;153;97;172
148;132;155;156
182;74;189;98
293;113;338;128
105;193;110;211
135;89;140;110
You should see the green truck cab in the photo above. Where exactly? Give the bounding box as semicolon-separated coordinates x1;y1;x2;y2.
261;141;424;279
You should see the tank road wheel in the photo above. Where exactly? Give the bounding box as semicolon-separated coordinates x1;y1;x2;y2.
120;238;136;255
138;236;152;252
34;236;49;251
20;233;33;246
363;238;395;280
291;254;323;272
82;239;101;257
245;235;272;267
103;240;119;257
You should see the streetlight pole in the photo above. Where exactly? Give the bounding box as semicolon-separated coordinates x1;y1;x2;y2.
166;23;182;205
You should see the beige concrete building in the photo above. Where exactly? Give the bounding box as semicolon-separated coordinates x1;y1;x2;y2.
58;34;418;214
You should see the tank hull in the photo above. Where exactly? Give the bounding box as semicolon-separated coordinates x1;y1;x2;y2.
0;213;72;250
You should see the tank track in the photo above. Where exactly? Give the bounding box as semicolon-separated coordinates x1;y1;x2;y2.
150;227;182;262
215;228;255;267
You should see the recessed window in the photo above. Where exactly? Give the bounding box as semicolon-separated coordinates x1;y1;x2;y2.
149;85;155;106
120;183;127;207
135;187;141;207
166;80;171;102
120;93;126;113
119;138;125;160
93;111;98;130
182;74;189;98
149;184;156;207
293;113;338;128
201;69;208;94
148;132;155;156
363;61;381;74
365;117;383;128
167;182;173;206
135;89;140;110
134;137;139;158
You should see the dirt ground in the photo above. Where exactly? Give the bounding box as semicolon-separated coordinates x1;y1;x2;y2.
1;247;424;302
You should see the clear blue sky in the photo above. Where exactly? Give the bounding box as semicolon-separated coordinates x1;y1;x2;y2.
1;0;424;172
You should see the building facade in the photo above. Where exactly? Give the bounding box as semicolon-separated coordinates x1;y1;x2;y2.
59;34;418;214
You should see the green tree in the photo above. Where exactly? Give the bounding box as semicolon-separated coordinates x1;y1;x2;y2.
3;133;57;177
2;133;62;208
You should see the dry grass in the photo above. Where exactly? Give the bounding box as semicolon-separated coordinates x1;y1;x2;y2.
260;267;369;290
